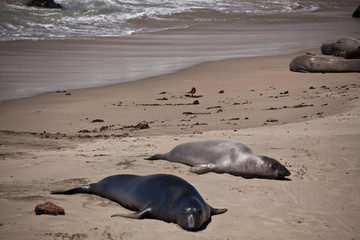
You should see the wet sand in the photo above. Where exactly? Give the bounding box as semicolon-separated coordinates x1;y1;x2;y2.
0;41;360;239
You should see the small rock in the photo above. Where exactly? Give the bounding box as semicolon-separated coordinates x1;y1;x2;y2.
35;201;65;215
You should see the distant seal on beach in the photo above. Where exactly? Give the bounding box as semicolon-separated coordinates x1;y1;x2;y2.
289;53;360;73
146;140;291;179
51;174;227;231
321;37;360;59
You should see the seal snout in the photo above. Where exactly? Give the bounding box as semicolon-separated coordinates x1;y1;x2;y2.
278;164;291;178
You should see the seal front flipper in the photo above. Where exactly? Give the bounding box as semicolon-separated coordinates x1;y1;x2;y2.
210;207;227;215
51;185;93;195
111;207;152;219
190;164;218;174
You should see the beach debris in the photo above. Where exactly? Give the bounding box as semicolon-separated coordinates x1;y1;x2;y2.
100;126;109;131
27;0;63;9
219;90;225;94
188;87;196;96
185;87;203;98
65;92;71;96
159;91;167;94
220;118;240;121
266;119;279;123
207;106;222;110
193;100;199;105
35;201;65;215
156;97;168;101
123;122;149;130
192;131;203;134
91;119;104;123
292;103;314;108
183;112;211;116
265;103;314;110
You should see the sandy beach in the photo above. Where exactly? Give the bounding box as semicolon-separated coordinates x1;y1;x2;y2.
0;40;360;239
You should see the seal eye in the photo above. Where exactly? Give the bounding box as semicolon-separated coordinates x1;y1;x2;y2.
271;164;278;170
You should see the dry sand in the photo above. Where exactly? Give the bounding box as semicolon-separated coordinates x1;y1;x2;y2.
0;49;359;239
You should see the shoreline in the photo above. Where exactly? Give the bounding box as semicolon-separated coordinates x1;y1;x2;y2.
0;49;359;136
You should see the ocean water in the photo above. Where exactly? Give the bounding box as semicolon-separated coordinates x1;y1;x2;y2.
1;0;358;41
0;0;359;102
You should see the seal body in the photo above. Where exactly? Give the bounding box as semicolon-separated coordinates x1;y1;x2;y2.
289;53;360;73
51;174;227;231
147;140;290;179
321;37;360;59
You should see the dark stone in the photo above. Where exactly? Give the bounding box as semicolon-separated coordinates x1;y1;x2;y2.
352;5;360;18
27;0;63;9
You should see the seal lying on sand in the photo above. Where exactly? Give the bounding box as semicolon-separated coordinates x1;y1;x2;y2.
289;53;360;73
290;37;360;73
51;174;227;231
147;140;290;179
321;37;360;59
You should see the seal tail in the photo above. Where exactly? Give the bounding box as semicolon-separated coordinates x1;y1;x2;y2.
145;153;166;160
51;184;93;195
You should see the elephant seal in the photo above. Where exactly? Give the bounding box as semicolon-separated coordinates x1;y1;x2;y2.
321;37;360;59
146;140;290;179
289;53;360;73
51;174;227;231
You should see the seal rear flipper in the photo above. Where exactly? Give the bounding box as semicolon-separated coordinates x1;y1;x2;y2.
210;207;228;215
51;185;93;195
145;153;166;160
111;207;152;219
190;164;217;174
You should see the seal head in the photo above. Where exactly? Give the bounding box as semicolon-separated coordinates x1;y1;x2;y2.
259;156;291;179
177;199;208;230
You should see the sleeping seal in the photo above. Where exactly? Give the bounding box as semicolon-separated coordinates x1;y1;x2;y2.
51;174;227;231
289;53;360;73
321;37;360;59
147;140;290;179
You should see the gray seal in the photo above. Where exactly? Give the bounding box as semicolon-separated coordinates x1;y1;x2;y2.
321;37;360;59
289;53;360;73
147;140;291;179
51;174;227;231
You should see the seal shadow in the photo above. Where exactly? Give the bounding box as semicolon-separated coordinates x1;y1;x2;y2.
242;176;292;181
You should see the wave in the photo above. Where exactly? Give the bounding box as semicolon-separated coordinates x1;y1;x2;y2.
0;0;355;41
